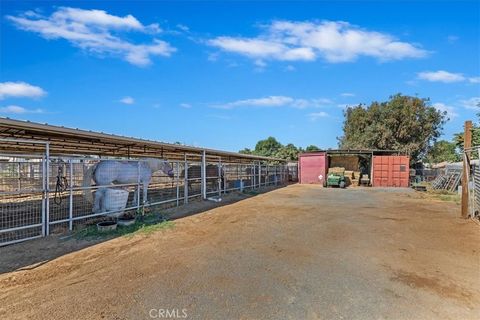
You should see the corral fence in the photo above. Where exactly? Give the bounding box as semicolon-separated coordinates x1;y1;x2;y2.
430;167;462;192
0;145;291;246
465;146;479;219
287;162;298;182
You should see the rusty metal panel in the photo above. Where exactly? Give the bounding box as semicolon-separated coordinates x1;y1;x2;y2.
373;155;409;187
299;153;326;185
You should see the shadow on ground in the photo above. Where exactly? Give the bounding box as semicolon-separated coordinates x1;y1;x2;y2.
0;185;285;274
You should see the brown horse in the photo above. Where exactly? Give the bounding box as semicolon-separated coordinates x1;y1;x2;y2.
180;164;224;193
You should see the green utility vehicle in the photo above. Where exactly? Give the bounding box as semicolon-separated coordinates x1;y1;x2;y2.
326;168;346;188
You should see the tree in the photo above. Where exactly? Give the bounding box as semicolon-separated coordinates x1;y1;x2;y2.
239;137;305;160
453;112;480;152
425;140;460;164
338;94;446;161
239;137;323;161
305;145;320;152
253;136;283;157
239;148;253;155
275;143;299;161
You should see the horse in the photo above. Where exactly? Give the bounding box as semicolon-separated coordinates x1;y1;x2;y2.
180;164;224;193
83;158;174;213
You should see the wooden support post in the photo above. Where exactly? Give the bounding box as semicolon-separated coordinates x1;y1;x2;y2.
461;120;472;219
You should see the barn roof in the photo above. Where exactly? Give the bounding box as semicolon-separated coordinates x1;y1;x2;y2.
299;149;408;156
0;117;284;162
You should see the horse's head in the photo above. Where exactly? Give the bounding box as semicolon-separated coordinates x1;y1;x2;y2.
161;160;174;178
146;158;174;178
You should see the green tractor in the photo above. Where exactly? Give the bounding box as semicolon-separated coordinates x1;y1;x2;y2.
326;167;346;188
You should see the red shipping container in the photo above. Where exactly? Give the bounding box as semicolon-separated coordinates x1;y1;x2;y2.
372;155;409;187
299;153;326;185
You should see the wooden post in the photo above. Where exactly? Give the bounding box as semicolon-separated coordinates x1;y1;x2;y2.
461;121;472;218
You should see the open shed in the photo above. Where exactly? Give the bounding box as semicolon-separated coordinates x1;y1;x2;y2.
0;118;289;246
298;149;410;187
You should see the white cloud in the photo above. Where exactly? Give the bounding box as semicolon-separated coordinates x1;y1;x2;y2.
207;52;219;62
208;114;232;120
447;35;459;43
469;77;480;83
7;7;175;66
176;24;189;32
417;71;480;85
218;96;293;109
417;70;465;83
180;103;192;108
208;20;427;64
0;105;44;114
52;7;151;31
308;111;329;121
0;81;46;100
432;102;458;118
119;96;134;104
254;59;267;67
460;97;480;110
337;103;361;109
213;96;332;109
291;98;332;109
341;92;355;97
208;37;315;62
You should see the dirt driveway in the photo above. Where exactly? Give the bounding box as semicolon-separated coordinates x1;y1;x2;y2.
1;184;479;319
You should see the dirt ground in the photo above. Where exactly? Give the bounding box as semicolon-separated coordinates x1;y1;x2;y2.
1;184;479;320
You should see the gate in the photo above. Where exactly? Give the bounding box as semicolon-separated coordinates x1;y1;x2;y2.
465;146;480;219
0;141;49;246
473;163;480;217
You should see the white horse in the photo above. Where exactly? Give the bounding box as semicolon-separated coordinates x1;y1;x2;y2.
83;158;173;213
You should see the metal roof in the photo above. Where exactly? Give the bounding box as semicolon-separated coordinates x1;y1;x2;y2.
299;149;408;156
0;117;284;162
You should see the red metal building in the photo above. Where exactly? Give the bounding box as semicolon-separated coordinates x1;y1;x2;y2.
299;152;327;184
372;155;410;187
299;150;410;187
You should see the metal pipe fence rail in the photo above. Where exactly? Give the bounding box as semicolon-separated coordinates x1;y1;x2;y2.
0;150;293;246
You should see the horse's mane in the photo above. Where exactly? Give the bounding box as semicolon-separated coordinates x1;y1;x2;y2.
145;158;164;171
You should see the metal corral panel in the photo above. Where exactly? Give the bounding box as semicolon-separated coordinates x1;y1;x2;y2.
299;153;326;185
474;164;480;215
372;155;410;187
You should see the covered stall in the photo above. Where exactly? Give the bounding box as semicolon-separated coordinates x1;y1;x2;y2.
299;149;409;187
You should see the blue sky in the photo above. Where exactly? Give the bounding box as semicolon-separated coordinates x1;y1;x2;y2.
0;1;479;152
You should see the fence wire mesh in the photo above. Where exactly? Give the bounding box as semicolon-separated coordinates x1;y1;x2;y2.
0;156;45;244
1;152;292;246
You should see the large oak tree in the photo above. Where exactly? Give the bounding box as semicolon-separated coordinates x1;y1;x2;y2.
338;94;447;161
